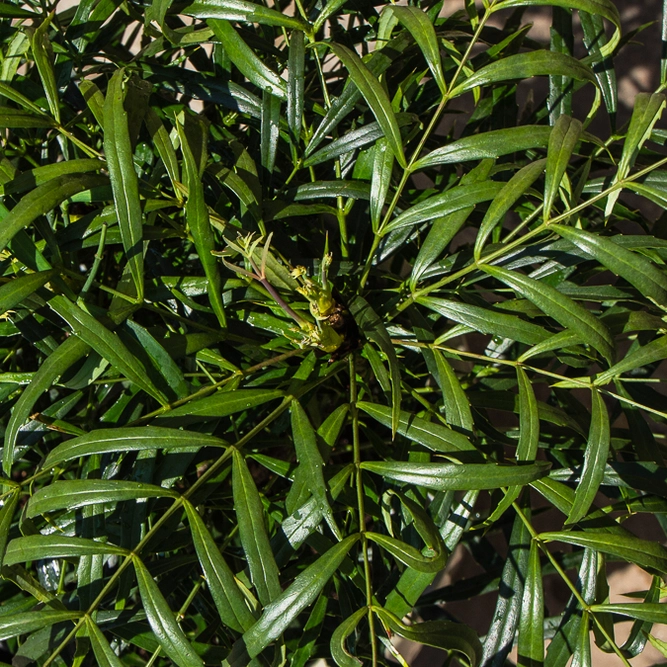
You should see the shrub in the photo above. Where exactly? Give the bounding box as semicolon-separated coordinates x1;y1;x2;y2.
1;0;667;664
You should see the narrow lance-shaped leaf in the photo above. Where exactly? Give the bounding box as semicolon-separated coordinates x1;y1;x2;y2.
0;270;55;315
516;366;539;461
0;489;19;568
566;388;610;524
287;30;304;142
236;534;360;659
232;448;282;606
596;335;667;386
145;107;180;195
48;295;169;405
184;0;306;29
331;608;366;667
349;297;401;435
27;479;178;517
291;401;341;539
433;351;474;432
86;617;126;667
544;115;582;220
580;10;617;119
133;556;204;667
178;114;226;327
548;6;573;123
4;336;90;475
260;90;281;175
481;265;615;363
104;69;144;301
385;6;446;94
0;611;83;642
326;43;406;168
517;540;544;667
360;460;551;491
551;224;667;307
31;16;60;123
4;535;129;565
184;500;256;632
370;137;394;233
208;20;286;98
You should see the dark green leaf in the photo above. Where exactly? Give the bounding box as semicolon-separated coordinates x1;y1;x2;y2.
0;611;82;642
331;608;366;667
4;535;129;564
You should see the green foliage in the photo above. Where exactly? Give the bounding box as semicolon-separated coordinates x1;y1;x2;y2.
1;0;667;665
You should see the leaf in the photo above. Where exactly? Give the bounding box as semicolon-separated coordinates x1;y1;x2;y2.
260;90;281;175
517;540;544;667
544;115;582;220
0;611;83;642
370;137;394;233
45;426;228;468
0;490;19;569
184;0;306;29
232;448;282;606
235;534;360;659
373;606;482;667
48;296;169;405
548;7;573;123
360;460;551;491
104;69;144;301
357;401;475;452
596;335;667;386
4;336;90;475
208;20;286;98
287;30;305;142
326;43;406;167
385;6;446;95
413;127;551;171
0;109;55;128
580;10;617;118
2;159;104;196
178;113;226;326
86;617;126;667
349;297;401;436
293;180;370;201
566;389;609;525
291;401;341;539
0;81;50;117
133;556;204;667
451;51;596;97
551;225;667;307
516;367;539;461
0;270;55;314
331;608;366;667
540;531;667;576
418;296;549;345
156;388;284;426
27;480;177;516
588;603;667;624
383;181;504;234
4;535;129;564
145;108;180;192
0;174;108;253
31;17;60;123
366;530;445;572
481;265;615;363
183;500;256;633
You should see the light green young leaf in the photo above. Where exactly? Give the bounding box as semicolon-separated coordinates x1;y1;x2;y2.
0;173;108;253
360;460;551;491
0;611;83;642
4;336;90;475
232;448;282;606
4;535;129;564
418;296;549;345
413;126;551;171
357;401;475;452
208;20;286;98
178;114;226;327
373;606;482;667
185;0;306;29
481;265;615;363
45;426;228;468
326;43;406;167
48;296;169;405
238;534;360;658
86;617;126;667
104;69;144;301
27;480;178;516
385;6;446;95
451;51;596;97
133;556;204;667
551;224;667;307
540;531;667;575
184;500;257;632
331;608;366;667
384;182;504;234
544;115;582;220
291;401;341;539
517;540;544;667
349;297;401;435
